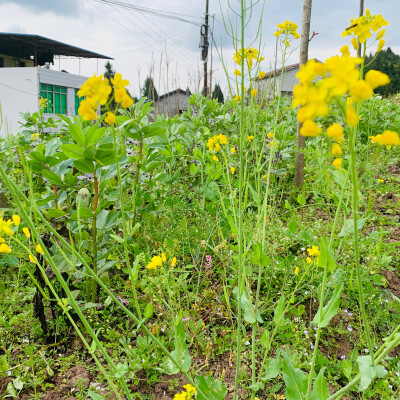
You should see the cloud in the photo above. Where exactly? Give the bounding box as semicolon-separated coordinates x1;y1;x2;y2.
0;0;81;15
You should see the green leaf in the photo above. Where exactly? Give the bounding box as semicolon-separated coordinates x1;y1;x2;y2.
114;363;129;379
297;194;306;206
196;375;227;400
233;286;263;324
310;368;330;400
261;357;281;380
273;295;286;327
144;303;153;320
29;150;46;163
317;236;336;271
341;359;353;380
312;282;344;328
338;218;366;238
288;220;298;235
61;143;84;160
357;355;386;391
68;124;85;146
42;170;63;186
142;124;166;138
261;330;271;353
87;390;105;400
251;243;270;267
281;350;307;400
74;158;95;173
190;163;200;176
86;127;106;147
165;315;191;374
331;168;348;188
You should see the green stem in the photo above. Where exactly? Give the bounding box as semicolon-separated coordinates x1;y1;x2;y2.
91;172;98;303
233;2;246;398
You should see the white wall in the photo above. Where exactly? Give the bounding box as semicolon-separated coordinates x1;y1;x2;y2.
255;67;299;100
0;67;39;137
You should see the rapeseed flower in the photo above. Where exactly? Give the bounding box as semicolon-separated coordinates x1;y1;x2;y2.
171;257;177;267
370;130;400;146
307;246;320;257
274;20;300;39
331;143;343;156
333;158;343;169
36;244;44;255
259;71;266;79
147;255;163;270
300;120;321;137
327;123;344;142
0;243;11;253
23;227;30;239
251;89;258;97
12;215;21;226
0;218;14;236
207;134;228;152
231;167;235;174
104;112;116;125
365;70;390;89
234;69;241;76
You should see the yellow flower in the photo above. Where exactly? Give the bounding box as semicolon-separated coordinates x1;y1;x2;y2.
233;95;241;103
111;73;129;91
146;261;157;270
307;246;320;257
78;99;98;120
36;244;44;255
377;178;384;183
345;106;360;127
365;70;390;89
331;143;343;156
306;257;312;264
0;218;14;236
351;38;359;50
231;147;236;154
295;267;299;275
213;155;219;161
231;167;235;174
12;215;21;226
349;80;373;101
23;227;30;239
376;29;385;40
300;120;322;137
340;45;350;57
171;257;177;267
258;71;266;79
370;130;400;146
377;39;385;52
327;123;344;142
161;253;166;262
207;134;228;152
121;93;134;108
332;158;343;169
247;136;255;142
234;69;241;76
104;112;116;125
31;133;40;140
29;254;36;263
251;89;258;97
39;97;47;108
0;243;11;253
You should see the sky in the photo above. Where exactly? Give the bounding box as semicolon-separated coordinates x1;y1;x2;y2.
0;0;399;98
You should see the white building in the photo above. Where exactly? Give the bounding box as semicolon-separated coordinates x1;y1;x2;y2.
154;89;191;117
255;59;322;100
0;33;112;136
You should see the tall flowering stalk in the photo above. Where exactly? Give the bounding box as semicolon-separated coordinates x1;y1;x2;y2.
291;9;399;399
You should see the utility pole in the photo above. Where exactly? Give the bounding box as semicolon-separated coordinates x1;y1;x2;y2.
200;0;209;97
209;13;215;97
357;0;364;58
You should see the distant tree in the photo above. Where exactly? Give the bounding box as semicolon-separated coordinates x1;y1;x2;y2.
364;48;400;96
212;83;224;103
104;61;116;81
142;76;158;101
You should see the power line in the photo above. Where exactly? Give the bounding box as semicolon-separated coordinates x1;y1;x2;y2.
89;0;203;26
0;82;37;96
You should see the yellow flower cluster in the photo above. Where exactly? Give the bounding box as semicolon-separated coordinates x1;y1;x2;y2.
146;253;176;269
173;384;197;400
207;134;228;152
77;73;133;121
273;20;300;42
306;245;320;264
233;47;264;69
0;215;28;254
293;58;390;137
341;9;388;52
39;97;47;109
370;130;400;147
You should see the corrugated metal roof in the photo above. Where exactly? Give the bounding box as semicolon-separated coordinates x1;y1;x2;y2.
0;33;112;65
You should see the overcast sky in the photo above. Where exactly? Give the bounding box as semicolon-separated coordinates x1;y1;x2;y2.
0;0;399;98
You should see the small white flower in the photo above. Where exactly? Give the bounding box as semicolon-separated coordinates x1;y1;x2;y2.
301;247;305;251
304;330;308;335
341;355;346;360
245;341;250;346
388;385;393;390
364;349;369;353
6;371;11;376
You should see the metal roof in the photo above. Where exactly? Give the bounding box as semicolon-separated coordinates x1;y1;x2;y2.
0;33;112;65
